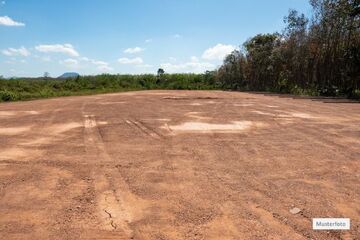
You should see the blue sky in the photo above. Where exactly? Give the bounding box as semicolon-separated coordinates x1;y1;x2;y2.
0;0;311;77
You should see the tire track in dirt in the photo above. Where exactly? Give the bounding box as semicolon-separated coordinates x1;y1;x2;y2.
82;108;130;234
82;104;148;239
162;99;243;238
124;119;163;140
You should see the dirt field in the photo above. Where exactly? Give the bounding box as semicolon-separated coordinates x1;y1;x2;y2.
0;90;359;240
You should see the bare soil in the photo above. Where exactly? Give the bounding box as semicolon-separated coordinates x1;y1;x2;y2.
0;90;359;240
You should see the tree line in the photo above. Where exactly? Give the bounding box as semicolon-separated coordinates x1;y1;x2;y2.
215;0;359;98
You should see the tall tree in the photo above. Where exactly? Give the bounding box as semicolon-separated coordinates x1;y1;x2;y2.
216;0;360;97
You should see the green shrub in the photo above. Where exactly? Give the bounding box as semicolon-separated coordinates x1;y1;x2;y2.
0;90;18;101
352;89;360;99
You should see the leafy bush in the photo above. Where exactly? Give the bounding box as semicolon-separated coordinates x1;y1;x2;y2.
352;89;360;99
0;90;18;101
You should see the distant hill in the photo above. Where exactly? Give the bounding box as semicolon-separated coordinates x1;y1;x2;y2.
58;72;80;79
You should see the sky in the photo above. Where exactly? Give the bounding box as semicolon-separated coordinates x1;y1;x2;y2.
0;0;311;78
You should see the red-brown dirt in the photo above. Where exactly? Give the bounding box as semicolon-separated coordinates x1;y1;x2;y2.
0;90;359;239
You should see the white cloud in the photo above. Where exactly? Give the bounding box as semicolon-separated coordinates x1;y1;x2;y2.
202;43;237;61
190;56;199;62
0;16;25;27
35;44;79;57
124;47;144;54
91;59;113;72
60;58;80;69
145;39;152;43
62;58;79;65
169;57;177;62
91;60;107;65
58;56;113;72
160;57;215;73
78;57;113;72
118;57;143;65
2;46;30;57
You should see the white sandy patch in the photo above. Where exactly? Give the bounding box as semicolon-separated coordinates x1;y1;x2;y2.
265;105;279;108
0;126;31;135
162;96;184;100
84;116;97;129
185;112;211;120
0;111;16;117
166;121;264;133
289;113;317;119
189;101;217;105
252;111;274;116
0;148;42;161
97;121;108;125
21;137;50;146
83;115;108;128
274;110;318;119
277;114;293;118
155;118;171;122
0;111;39;117
279;119;295;124
253;110;318;120
234;103;253;107
21;122;90;146
49;122;82;133
142;118;171;122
